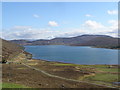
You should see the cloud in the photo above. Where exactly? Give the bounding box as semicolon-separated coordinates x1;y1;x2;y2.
12;26;32;30
107;10;118;15
48;21;58;27
33;14;40;18
80;19;118;37
2;19;118;40
85;14;93;17
108;20;118;32
2;26;60;40
83;20;104;29
108;20;117;25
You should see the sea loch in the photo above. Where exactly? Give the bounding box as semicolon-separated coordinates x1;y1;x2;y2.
24;45;118;65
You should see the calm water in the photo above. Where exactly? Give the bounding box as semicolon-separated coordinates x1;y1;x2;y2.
24;45;118;65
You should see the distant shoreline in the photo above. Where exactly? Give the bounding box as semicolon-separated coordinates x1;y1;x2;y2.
11;34;119;50
30;58;119;66
24;44;119;50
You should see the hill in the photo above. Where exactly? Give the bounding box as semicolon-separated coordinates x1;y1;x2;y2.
11;35;119;49
71;36;119;48
2;39;31;63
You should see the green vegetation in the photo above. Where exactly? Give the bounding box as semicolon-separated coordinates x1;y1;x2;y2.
53;63;75;66
96;68;118;72
2;83;28;88
53;63;119;73
17;67;27;69
53;63;108;67
84;73;118;83
53;63;119;85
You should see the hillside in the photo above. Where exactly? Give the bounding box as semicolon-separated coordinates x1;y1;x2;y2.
11;40;32;45
2;39;31;63
71;36;119;48
11;35;119;49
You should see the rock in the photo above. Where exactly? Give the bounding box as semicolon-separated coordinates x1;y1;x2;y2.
113;82;120;85
46;84;48;86
8;79;12;82
61;84;65;88
38;83;42;86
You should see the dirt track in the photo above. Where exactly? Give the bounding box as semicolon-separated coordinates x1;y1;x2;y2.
2;60;107;88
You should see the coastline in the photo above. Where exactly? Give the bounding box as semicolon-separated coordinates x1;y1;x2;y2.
24;44;119;50
31;58;119;66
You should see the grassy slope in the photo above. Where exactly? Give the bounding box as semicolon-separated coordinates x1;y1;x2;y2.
2;39;32;88
52;63;119;85
2;38;24;63
2;83;28;88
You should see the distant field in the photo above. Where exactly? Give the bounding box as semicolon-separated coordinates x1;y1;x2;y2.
52;63;119;86
2;83;28;88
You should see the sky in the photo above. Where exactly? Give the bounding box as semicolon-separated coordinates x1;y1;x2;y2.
2;2;118;40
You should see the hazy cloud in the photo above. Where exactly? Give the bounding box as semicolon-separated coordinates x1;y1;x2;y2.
107;10;118;15
33;14;40;18
2;26;59;40
85;14;93;17
48;21;58;27
83;20;104;29
2;19;118;40
81;19;118;37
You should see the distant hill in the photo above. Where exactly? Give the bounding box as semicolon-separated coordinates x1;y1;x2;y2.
71;36;119;48
49;35;114;45
2;39;30;63
11;40;32;45
10;35;119;49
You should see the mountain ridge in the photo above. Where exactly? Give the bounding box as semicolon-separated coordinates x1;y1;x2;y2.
10;35;119;49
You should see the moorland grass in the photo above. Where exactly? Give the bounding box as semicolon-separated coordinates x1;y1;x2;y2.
84;73;118;83
53;63;119;83
2;83;28;88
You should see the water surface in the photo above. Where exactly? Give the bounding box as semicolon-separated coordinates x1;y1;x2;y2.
24;45;118;65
